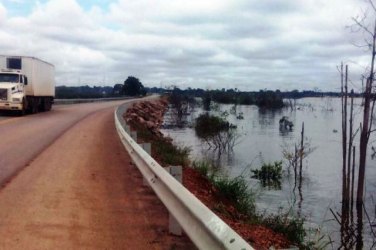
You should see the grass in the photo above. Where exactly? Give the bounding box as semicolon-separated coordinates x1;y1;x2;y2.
153;139;190;167
260;209;306;245
193;160;256;217
129;121;190;167
193;159;312;247
251;161;283;189
211;175;256;216
251;161;283;181
192;160;211;176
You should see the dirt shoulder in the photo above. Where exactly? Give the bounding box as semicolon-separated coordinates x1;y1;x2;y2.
0;105;194;250
124;98;292;250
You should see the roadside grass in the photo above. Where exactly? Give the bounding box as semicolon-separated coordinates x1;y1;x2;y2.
192;159;314;247
259;208;306;245
129;121;190;167
211;175;256;217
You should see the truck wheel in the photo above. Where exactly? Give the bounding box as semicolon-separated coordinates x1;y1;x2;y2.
42;98;52;111
20;98;27;116
45;98;52;111
31;99;38;114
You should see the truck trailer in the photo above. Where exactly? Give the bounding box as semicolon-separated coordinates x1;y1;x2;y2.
0;55;55;114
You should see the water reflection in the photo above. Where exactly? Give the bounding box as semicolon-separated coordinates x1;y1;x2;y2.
257;108;281;128
372;146;376;160
260;179;282;190
279;124;294;136
331;203;367;249
161;98;376;248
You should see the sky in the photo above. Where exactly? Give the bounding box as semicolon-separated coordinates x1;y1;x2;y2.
0;0;374;91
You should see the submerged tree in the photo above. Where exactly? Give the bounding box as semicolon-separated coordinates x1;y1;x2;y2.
350;0;376;206
195;113;239;153
334;3;376;247
168;88;196;127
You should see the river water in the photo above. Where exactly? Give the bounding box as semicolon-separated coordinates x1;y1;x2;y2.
161;97;376;248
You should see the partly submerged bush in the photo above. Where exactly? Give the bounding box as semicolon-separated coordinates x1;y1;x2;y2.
251;161;283;181
194;113;230;139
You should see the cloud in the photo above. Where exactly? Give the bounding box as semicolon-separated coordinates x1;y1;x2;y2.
0;0;373;91
0;3;6;24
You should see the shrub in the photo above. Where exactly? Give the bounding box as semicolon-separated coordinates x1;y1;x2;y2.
194;114;229;139
195;114;239;152
192;160;211;177
251;161;282;181
212;175;256;216
133;125;190;167
261;209;306;245
153;139;190;167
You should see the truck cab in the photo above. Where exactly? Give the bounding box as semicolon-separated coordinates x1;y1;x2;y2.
0;70;27;111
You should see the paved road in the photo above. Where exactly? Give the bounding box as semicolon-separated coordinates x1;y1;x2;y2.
0;101;193;249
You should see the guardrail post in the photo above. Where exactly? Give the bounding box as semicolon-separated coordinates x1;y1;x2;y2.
165;166;183;236
130;131;137;142
125;125;130;133
141;143;152;186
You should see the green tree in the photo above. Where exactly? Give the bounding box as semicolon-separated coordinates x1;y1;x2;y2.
123;76;146;96
113;83;123;95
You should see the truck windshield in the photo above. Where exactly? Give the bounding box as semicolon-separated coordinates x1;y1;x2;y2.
0;74;19;83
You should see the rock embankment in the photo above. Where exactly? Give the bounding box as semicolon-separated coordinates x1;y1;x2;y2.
124;98;168;138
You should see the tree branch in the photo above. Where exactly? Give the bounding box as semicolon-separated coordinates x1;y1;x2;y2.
352;16;374;37
369;0;376;13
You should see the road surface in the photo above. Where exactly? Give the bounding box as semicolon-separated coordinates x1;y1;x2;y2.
0;101;194;249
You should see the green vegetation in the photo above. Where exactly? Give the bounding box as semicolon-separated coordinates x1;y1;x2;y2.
153;139;190;167
212;175;256;216
251;161;283;190
192;159;314;247
122;76;146;96
56;85;115;99
194;114;230;139
193;161;255;216
251;161;283;181
56;75;147;98
260;209;306;245
200;89;284;108
133;125;190;167
192;160;211;177
251;161;283;180
168;88;196;127
194;113;239;152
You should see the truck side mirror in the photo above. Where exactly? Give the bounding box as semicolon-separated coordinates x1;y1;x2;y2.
24;76;28;85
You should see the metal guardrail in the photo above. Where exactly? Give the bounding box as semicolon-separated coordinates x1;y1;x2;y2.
114;102;254;250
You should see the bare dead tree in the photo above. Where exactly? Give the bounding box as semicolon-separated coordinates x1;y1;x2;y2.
350;1;376;206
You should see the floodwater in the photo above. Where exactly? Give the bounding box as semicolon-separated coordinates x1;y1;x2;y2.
161;97;376;248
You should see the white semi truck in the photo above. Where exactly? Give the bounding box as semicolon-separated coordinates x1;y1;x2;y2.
0;55;55;114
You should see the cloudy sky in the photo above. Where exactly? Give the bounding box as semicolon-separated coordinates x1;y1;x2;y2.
0;0;374;91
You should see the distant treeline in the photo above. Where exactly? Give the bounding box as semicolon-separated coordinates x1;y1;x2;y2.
56;85;116;99
147;87;359;99
146;87;360;109
56;84;360;105
56;76;147;99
